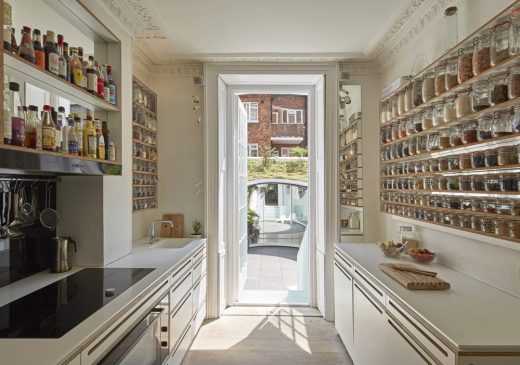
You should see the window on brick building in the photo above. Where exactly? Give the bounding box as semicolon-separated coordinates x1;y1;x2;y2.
247;143;259;157
272;111;278;123
243;102;259;123
275;108;304;124
281;147;295;157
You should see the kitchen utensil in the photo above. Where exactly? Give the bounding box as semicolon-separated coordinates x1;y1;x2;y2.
0;182;8;239
19;186;33;226
49;236;77;273
40;184;59;231
8;186;24;229
379;263;450;290
394;266;437;277
7;183;25;239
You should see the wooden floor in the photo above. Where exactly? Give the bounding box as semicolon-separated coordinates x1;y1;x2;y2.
182;307;354;365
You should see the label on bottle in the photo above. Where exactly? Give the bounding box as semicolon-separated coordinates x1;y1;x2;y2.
48;53;59;75
59;59;67;79
73;68;83;87
36;126;42;150
109;85;116;104
87;135;96;157
3;109;12;142
97;146;105;160
97;78;104;98
35;50;45;69
68;140;78;155
87;73;98;93
55;128;61;150
61;127;69;153
104;86;110;102
11;116;25;146
108;145;116;161
42;126;55;150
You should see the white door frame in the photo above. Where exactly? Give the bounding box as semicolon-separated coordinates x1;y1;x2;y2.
204;64;339;320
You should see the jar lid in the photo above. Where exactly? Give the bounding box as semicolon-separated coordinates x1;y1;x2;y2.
491;20;511;31
458;46;473;54
490;70;509;79
457;87;471;95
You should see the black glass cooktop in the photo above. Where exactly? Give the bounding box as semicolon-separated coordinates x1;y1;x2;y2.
0;267;154;338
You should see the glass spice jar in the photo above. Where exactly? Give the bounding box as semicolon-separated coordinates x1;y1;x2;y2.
456;88;472;118
508;64;520;99
398;119;407;139
477;115;493;141
499;173;518;192
405;118;415;136
470;175;485;191
449;214;460;226
397;91;406;116
422;108;434;130
411;78;423;108
471;80;491;112
391;122;399;141
438;158;449;171
489;71;509;105
448;156;460;170
498;146;518;165
508;221;520;238
416;136;427;154
480;217;494;233
462;121;478;144
438;129;450;149
470;216;480;230
445;56;459;90
490;20;511;66
413;113;423;133
506;200;520;215
422;71;436;103
429;159;440;172
492;109;514;137
458;176;471;191
437;176;447;190
449;126;463;146
484;175;500;191
409;138;417;155
435;62;447;96
472;34;491;76
401;141;410;157
510;7;520;56
484;148;499;167
432;102;444;126
494;219;508;236
483;199;498;213
420;160;429;173
471;198;484;212
459;153;472;169
404;85;413;112
427;132;440;151
391;95;399;119
380;101;388;124
459;215;471;228
461;198;472;210
458;46;474;83
443;95;457;123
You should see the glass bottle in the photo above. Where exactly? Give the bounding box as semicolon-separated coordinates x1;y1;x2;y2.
56;106;66;152
67;118;78;156
457;46;473;84
63;42;70;82
25;105;38;149
102;120;111;160
3;0;12;51
108;141;116;161
61;114;69;154
95;119;105;159
32;29;45;69
87;55;98;94
490;20;511;66
422;71;435;102
78;47;87;90
57;34;67;80
70;47;83;88
510;6;520;55
44;31;59;75
10;27;17;54
83;112;97;158
95;60;104;99
472;34;491;76
107;65;117;105
41;105;55;151
102;65;110;103
18;26;35;63
7;82;24;146
74;115;83;156
470;79;490;112
51;108;61;153
489;71;509;105
434;62;447;96
3;81;13;144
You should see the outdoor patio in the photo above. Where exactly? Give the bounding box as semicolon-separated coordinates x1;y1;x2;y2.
253;221;306;248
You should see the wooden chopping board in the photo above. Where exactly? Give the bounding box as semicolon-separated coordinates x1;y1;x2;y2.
379;263;450;290
160;214;184;238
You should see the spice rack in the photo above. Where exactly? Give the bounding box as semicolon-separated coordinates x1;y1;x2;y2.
339;83;363;238
379;0;520;243
132;77;158;212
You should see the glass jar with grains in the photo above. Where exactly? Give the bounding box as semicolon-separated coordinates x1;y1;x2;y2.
422;107;434;130
404;85;413;112
449;125;463;146
508;64;520;99
443;95;457;123
462;120;478;144
456;88;472;118
458;46;474;84
435;62;447;96
422;71;436;103
510;6;520;56
477;114;493;141
398;91;406;116
445;56;459;90
490;20;511;66
411;78;423;108
489;71;509;105
512;105;520;132
472;34;491;76
492;110;513;137
471;80;490;112
432;102;444;127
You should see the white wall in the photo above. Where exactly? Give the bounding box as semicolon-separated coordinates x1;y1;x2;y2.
379;0;520;298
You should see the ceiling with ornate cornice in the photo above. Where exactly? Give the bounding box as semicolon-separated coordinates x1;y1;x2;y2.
101;0;454;66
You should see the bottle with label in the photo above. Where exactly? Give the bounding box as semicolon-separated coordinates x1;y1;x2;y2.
51;108;61;152
102;65;110;103
57;35;67;80
61;114;69;154
56;106;66;153
44;31;59;75
18;26;35;63
95;119;105;159
7;82;24;146
10;28;18;54
67;118;78;155
3;81;13;144
87;55;98;94
107;65;117;105
63;42;70;82
3;0;12;51
41;105;55;151
107;142;116;161
74;115;83;156
25;105;38;149
101;120;111;160
95;60;104;99
83;114;97;158
32;29;45;69
78;47;87;90
70;48;83;88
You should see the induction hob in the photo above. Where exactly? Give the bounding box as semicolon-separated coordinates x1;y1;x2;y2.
0;267;154;338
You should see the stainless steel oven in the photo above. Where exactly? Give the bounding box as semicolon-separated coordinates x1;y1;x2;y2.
99;292;169;365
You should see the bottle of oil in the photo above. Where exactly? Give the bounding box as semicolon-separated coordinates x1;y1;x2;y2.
83;111;96;158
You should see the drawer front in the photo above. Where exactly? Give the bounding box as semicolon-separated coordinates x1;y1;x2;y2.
170;293;193;350
193;302;206;337
171;259;192;286
334;250;354;274
354;268;385;304
193;246;206;265
458;356;520;365
192;256;207;284
82;279;169;365
192;274;207;313
171;271;192;311
169;325;192;365
386;298;456;365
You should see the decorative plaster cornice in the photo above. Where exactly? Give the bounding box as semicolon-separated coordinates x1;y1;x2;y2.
153;64;204;77
100;0;164;38
339;62;381;76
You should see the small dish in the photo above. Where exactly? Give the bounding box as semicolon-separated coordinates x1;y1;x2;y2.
379;241;406;257
408;248;435;263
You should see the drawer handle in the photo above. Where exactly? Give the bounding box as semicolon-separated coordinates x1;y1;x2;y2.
388;320;433;365
389;301;448;357
335;251;352;268
334;262;352;281
172;292;191;317
355;284;382;315
172;260;191;281
355;269;383;298
172;272;191;292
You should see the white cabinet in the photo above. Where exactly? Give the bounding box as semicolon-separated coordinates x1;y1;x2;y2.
385;317;435;365
333;262;354;356
353;283;387;365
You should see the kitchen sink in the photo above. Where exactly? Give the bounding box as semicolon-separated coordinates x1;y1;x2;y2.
149;238;196;249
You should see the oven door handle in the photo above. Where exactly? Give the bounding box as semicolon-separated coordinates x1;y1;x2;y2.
99;307;165;365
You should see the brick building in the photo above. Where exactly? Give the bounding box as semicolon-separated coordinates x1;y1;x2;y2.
239;94;307;157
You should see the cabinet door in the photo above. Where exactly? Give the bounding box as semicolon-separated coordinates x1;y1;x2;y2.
334;262;354;356
385;317;435;365
353;283;386;365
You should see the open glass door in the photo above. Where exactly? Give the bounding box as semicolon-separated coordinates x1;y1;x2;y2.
237;99;249;292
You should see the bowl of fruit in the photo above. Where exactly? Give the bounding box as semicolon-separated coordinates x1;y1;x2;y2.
379;240;406;257
408;248;435;263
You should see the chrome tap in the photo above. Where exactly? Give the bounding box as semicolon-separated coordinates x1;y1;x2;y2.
149;220;173;244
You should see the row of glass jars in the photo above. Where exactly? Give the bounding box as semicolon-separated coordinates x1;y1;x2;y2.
341;198;359;207
132;159;158;173
340;127;358;147
133;198;157;211
382;173;520;192
133;186;157;198
133;144;158;161
382;203;520;239
133;104;158;131
132;173;159;186
382;192;520;215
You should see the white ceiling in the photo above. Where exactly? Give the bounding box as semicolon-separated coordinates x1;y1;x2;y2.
110;0;425;64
